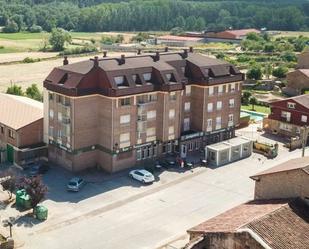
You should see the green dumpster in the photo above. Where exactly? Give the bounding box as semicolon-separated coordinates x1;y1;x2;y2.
15;189;26;208
34;206;48;220
20;194;31;210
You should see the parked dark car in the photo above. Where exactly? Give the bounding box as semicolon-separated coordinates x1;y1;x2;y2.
29;162;50;176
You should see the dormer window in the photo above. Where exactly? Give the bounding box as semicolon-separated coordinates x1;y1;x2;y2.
133;74;142;86
166;73;172;81
114;76;129;88
115;76;125;85
287;102;295;109
143;73;152;82
59;73;68;85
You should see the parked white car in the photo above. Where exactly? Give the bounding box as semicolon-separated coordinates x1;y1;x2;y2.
129;169;155;184
67;177;86;192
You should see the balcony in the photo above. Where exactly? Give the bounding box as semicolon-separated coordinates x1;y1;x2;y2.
137;121;147;133
63;117;71;125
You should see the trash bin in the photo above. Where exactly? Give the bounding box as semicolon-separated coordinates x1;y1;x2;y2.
34;205;48;220
15;189;26;208
21;194;32;210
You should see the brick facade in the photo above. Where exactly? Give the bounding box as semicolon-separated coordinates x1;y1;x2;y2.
46;81;242;173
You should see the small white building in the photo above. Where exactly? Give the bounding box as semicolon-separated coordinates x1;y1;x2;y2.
205;136;253;166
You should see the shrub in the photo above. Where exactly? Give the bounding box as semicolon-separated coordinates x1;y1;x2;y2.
29;25;43;33
23;57;40;63
60;44;98;55
273;66;288;78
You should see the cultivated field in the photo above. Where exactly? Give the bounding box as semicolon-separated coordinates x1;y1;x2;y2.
0;51;136;92
0;32;137;53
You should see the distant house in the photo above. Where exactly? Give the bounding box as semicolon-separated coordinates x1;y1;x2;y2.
283;51;309;96
0;93;47;166
251;157;309;200
263;94;309;138
156;35;205;47
186;198;309;249
204;29;260;43
296;50;309;69
283;69;309;96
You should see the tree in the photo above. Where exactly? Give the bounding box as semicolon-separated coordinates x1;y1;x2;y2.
281;51;297;62
0;169;17;199
249;96;258;111
26;84;43;102
242;91;252;105
247;66;262;80
19;176;48;212
246;32;261;41
29;25;43;33
6;84;23;96
264;43;275;52
131;32;150;43
49;28;72;51
264;63;273;79
3;20;19;33
273;66;288;78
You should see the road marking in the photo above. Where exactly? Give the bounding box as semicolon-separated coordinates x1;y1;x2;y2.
35;168;208;235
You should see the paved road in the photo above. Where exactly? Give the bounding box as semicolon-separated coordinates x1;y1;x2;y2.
12;143;303;249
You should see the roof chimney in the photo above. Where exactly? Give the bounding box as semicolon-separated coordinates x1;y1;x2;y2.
153;51;160;62
93;56;99;67
182;49;188;59
189;46;194;53
63;56;69;65
164;47;169;52
103;51;107;57
118;54;125;65
137;49;142;55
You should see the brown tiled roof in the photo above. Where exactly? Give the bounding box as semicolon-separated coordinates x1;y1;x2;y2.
298;69;309;78
270;94;309;109
44;52;243;97
224;29;260;37
187;199;288;234
251;157;309;178
245;198;309;249
0;93;43;130
188;198;309;249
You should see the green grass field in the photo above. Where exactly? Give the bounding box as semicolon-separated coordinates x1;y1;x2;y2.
241;104;271;114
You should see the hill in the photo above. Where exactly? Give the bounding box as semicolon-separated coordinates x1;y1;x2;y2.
0;0;308;32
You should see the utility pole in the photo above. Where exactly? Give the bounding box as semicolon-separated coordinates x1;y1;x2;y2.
301;126;309;157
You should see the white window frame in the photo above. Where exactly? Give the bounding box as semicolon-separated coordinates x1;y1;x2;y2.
229;99;235;108
49;109;54;119
169;109;175;119
207;119;212;132
120;114;130;124
58;112;62;122
287;102;296;109
217;101;222;111
218;85;223;94
184;102;191;112
208;86;214;96
207;103;213;112
184;118;190;131
185;85;191;96
301;115;307;123
168;126;174;135
119;133;130;148
216;116;221;130
147;110;156;120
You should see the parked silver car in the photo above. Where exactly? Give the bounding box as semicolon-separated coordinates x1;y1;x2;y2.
67;177;85;192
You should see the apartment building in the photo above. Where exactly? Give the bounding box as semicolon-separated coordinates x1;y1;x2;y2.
43;49;243;172
263;94;309;138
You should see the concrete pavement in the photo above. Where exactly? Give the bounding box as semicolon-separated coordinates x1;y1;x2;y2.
10;144;305;249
